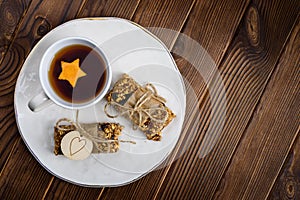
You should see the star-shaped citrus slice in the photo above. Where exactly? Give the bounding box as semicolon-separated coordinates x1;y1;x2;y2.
58;58;87;87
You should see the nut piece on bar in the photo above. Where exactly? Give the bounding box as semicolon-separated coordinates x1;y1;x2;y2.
54;122;123;155
54;124;76;155
106;74;176;141
95;123;122;153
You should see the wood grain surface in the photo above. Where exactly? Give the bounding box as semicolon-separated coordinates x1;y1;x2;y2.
78;0;140;19
214;16;300;200
0;0;31;63
0;0;299;199
155;1;299;199
268;130;300;200
0;0;32;170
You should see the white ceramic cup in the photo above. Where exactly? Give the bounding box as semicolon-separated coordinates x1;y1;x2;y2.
29;37;112;111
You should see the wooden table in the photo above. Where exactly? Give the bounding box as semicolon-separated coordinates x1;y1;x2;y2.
0;0;299;199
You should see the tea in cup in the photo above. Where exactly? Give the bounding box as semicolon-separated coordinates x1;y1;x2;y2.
29;37;112;111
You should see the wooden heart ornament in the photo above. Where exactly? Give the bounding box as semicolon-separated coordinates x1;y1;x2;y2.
70;136;87;156
61;131;93;160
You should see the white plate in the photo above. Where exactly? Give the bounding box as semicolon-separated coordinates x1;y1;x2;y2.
14;17;186;187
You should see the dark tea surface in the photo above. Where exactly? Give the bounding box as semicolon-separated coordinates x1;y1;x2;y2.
48;44;107;103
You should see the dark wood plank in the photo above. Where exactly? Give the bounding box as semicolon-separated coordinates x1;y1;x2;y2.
99;0;250;199
0;0;31;63
214;16;300;200
78;0;140;19
0;106;18;170
0;0;85;198
44;180;102;200
174;0;250;66
268;131;300;200
152;1;300;200
131;0;196;49
0;139;54;199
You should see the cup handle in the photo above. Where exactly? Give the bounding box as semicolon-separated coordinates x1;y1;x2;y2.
28;92;53;112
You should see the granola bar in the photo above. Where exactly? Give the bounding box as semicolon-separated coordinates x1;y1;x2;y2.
54;122;123;155
106;74;176;141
